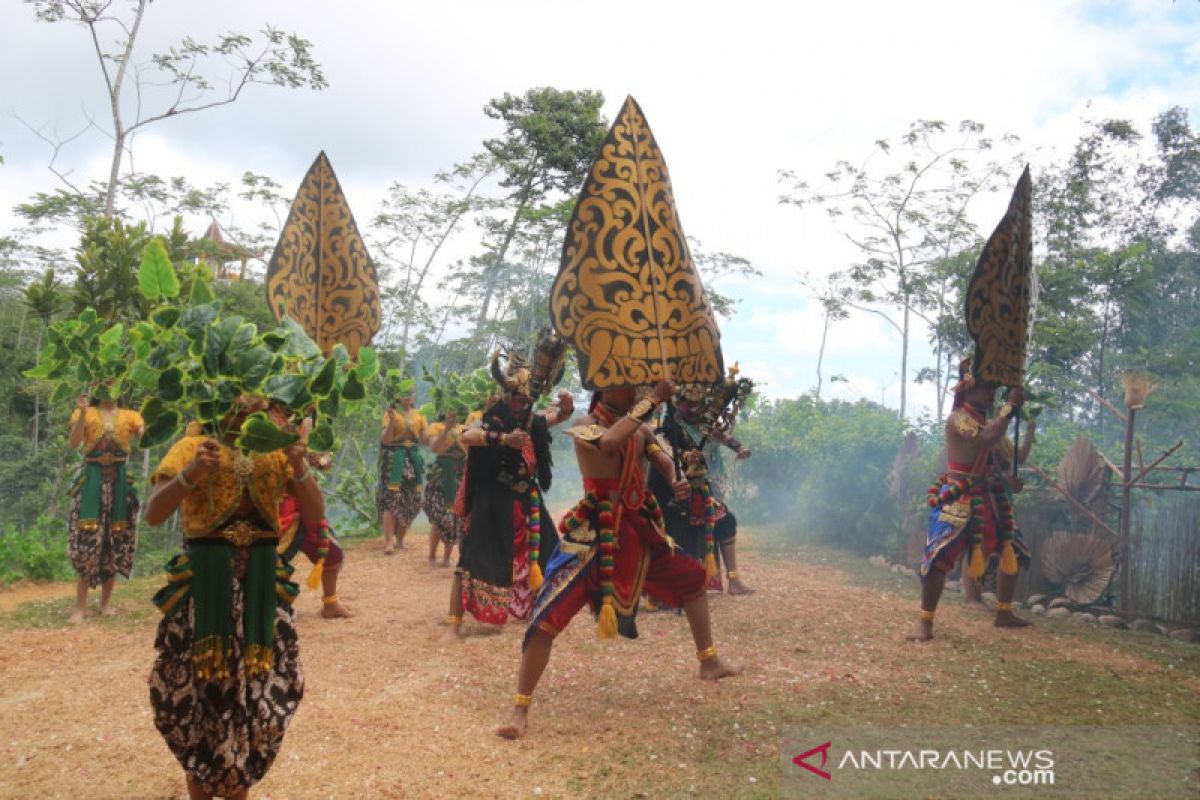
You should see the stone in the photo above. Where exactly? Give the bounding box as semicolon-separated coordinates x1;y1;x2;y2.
1026;594;1047;607
1030;604;1046;614
981;592;999;607
891;564;906;574
1048;597;1072;610
1097;615;1127;629
1169;629;1198;643
1074;612;1098;623
869;555;887;568
1046;607;1071;619
1130;619;1161;634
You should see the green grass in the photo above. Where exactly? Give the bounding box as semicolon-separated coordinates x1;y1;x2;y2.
0;573;161;630
595;526;1200;799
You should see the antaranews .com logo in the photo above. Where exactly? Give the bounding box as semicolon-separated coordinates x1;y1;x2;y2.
793;741;1055;788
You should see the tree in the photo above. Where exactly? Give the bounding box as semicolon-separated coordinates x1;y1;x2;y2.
797;272;849;399
21;270;67;453
779;120;1021;418
463;87;608;361
370;154;495;357
25;0;327;216
689;237;761;320
1034;109;1200;436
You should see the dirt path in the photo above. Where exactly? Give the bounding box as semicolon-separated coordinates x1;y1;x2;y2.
0;581;75;612
1;528;1197;799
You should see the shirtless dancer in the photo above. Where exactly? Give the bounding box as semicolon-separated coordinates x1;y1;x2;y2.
498;380;740;739
910;368;1032;642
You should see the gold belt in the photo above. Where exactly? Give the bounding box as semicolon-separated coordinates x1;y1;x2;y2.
217;520;273;547
86;453;126;466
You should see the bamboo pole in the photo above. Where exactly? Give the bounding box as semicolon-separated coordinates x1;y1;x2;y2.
1119;406;1135;612
1129;483;1200;492
1129;441;1184;487
1087;388;1128;424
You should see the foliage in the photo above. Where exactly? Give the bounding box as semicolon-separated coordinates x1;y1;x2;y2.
729;394;936;556
370;154;495;356
780;119;1023;419
0;514;74;584
458;87;609;362
71;216;186;321
1033;107;1200;460
27;237;381;452
417;365;493;420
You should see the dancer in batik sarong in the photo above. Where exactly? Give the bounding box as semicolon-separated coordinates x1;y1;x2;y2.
144;398;321;798
67;391;143;622
378;387;427;554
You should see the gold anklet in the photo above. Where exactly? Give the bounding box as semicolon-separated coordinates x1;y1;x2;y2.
447;614;462;626
322;594;338;605
727;571;739;579
919;609;936;621
696;646;717;661
996;602;1013;612
514;693;533;707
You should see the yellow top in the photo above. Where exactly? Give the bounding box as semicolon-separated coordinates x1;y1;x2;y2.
70;407;144;452
465;410;483;426
424;421;467;456
153;436;293;537
382;408;427;444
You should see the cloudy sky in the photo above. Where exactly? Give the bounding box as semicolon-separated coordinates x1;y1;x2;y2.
2;0;1198;415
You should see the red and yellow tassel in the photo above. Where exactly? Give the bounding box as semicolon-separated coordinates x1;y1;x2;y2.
999;541;1019;575
528;487;543;591
307;521;330;590
596;499;618;639
968;543;986;579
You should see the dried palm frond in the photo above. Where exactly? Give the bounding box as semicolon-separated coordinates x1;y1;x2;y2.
1040;531;1115;604
1121;371;1157;409
1056;436;1111;522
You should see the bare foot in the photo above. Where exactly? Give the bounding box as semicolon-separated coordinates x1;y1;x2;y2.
906;619;934;642
68;608;85;624
497;706;529;739
727;577;756;596
321;601;353;619
699;655;742;680
994;610;1031;629
99;606;117;617
964;599;989;613
442;624;463;643
383;544;395;556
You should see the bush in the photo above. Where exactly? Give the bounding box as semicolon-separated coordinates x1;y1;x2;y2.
728;394;940;557
0;514;74;583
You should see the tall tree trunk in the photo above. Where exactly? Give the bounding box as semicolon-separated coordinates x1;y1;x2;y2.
97;0;147;216
1096;298;1110;438
15;305;27;351
815;313;831;399
899;301;910;419
470;188;532;363
32;328;43;455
